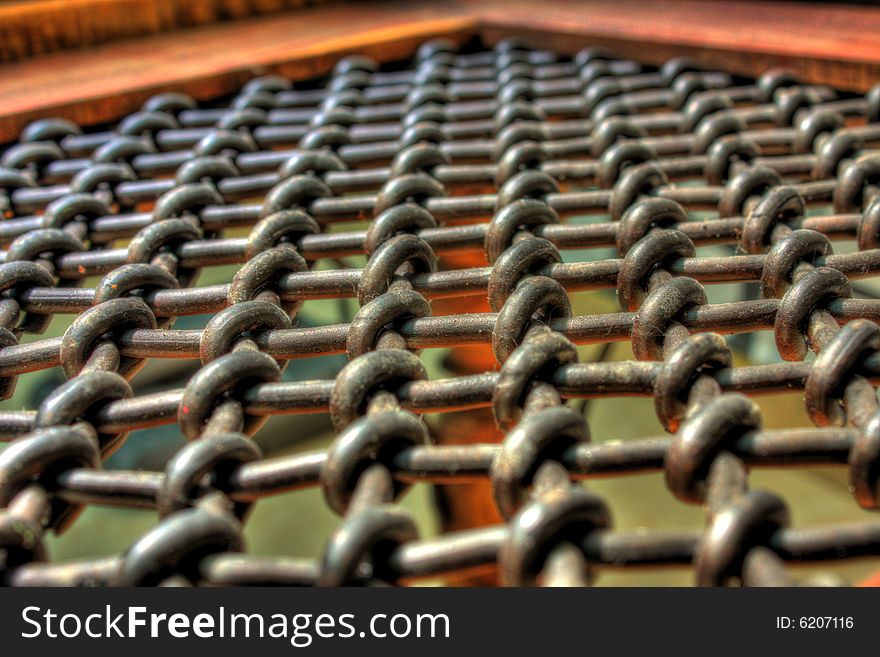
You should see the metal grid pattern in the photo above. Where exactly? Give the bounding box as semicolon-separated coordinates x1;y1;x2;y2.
1;37;880;586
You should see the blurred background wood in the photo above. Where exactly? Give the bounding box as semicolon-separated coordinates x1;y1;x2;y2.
2;1;880;142
0;0;328;62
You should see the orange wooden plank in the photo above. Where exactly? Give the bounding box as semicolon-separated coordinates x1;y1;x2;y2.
0;0;320;62
473;0;880;91
2;1;880;143
0;1;474;140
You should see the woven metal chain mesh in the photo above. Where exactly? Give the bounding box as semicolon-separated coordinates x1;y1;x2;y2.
1;36;880;587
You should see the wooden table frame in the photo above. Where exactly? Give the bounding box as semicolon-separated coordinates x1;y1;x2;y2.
1;0;879;142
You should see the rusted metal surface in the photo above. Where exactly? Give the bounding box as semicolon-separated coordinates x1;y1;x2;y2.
1;37;880;586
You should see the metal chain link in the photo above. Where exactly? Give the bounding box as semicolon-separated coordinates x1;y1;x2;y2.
1;36;880;587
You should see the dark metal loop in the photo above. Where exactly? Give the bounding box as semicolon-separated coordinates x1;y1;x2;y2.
805;319;880;427
583;79;622;117
373;172;446;215
117;508;243;586
403;106;449;128
0;167;35;200
609;162;668;222
318;505;418;586
654;333;733;433
152;182;223;222
631;276;706;361
493;275;572;363
858;195;880;251
158;432;261;518
756;68;800;103
195;129;257;157
93;263;180;308
322;89;364;111
329;349;427;431
497;79;535;105
813;132;861;181
365;204;437;257
200;300;292;364
261;174;331;217
617;229;696;312
20;118;81;144
228;245;308;316
691;113;747;155
718;165;781;218
329;71;371;93
850;412;880;509
179;350;281;439
233;91;278;111
243;75;291;94
279;150;347;179
358;234;437;305
760;229;832;299
495;170;558;210
775;87;824;127
494;101;545;132
35;371;133;453
405;84;453;111
142;92;197;115
322;410;430;515
488;236;561;311
417;38;457;62
42;193;109;230
775;266;852;361
590;117;646;158
246;209;321;259
1;142;64;175
0;260;56;334
499;489;610;587
695;490;789;586
660;57;700;85
0;512;47;579
492;405;590;519
671;73;722;111
485;199;559;264
493;122;548;160
494;140;549;186
118;111;179;140
704;136;760;185
792;108;844;155
680;94;733;135
70;163;137;198
175;156;239;185
126;218;202;275
666;393;761;503
596;141;657;189
60;297;158;378
833;155;880;213
390;143;450;177
217;108;267;132
309;107;357;129
6;228;85;264
0;426;99;507
492;331;578;430
300;125;352;151
617;198;688;256
399;121;445;148
0;327;18;400
92;136;155;164
347;289;432;358
740;185;806;255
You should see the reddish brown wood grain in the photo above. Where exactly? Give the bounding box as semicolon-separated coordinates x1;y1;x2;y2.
1;0;880;142
476;0;880;92
0;1;474;140
0;0;320;62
